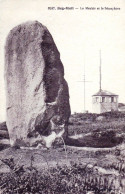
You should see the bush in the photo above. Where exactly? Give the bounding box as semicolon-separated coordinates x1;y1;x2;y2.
0;159;123;194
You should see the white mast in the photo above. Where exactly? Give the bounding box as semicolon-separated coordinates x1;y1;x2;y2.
99;50;102;91
83;58;86;112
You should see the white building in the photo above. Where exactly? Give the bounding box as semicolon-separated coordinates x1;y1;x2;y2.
92;90;118;114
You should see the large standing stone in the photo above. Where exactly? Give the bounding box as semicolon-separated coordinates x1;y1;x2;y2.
5;21;70;147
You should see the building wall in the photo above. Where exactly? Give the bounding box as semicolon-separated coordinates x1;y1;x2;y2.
92;96;118;114
100;102;118;113
92;96;101;114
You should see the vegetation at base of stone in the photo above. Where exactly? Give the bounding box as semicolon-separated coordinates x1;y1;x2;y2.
0;158;124;194
0;111;125;149
0;144;9;152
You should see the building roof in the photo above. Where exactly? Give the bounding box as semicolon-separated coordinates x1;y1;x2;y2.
92;90;118;97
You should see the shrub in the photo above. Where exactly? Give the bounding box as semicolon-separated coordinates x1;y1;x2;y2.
0;159;124;194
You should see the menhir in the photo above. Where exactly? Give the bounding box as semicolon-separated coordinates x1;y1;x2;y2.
5;21;70;148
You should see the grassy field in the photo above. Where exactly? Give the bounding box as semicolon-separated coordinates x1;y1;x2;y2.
68;112;125;135
0;111;125;193
66;112;125;148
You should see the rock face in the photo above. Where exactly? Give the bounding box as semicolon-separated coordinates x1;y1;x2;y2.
5;21;70;147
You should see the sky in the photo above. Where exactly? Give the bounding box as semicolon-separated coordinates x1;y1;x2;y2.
0;0;125;121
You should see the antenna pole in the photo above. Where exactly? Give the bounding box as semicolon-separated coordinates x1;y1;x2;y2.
99;50;102;91
77;57;92;113
84;58;85;112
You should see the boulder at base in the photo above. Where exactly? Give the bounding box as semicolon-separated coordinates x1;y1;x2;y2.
5;21;70;147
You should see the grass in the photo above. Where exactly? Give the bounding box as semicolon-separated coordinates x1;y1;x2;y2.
0;111;125;193
68;112;125;135
67;112;125;148
0;158;124;194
